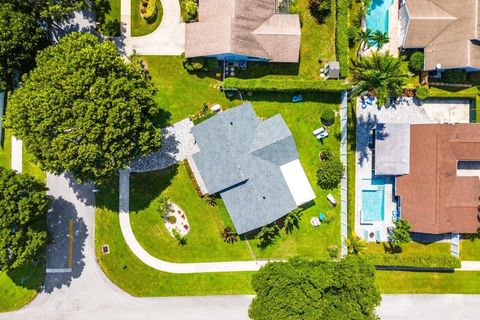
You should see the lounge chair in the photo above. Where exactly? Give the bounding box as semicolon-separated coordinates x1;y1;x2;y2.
392;209;398;222
310;217;321;227
312;127;325;136
327;193;336;205
375;230;381;243
316;131;329;140
363;230;369;241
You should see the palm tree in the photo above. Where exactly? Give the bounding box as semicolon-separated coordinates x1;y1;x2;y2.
388;219;412;245
371;30;389;48
285;208;303;234
221;226;238;244
357;28;373;57
345;232;367;255
351;52;408;107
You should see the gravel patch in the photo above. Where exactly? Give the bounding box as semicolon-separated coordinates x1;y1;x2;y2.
130;119;199;172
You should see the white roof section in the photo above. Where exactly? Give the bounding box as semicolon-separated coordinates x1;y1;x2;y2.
375;123;411;176
280;159;316;206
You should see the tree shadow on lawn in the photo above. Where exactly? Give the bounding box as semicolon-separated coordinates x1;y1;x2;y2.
129;164;179;212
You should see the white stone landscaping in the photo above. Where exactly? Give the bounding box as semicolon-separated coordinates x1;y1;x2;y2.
164;202;190;237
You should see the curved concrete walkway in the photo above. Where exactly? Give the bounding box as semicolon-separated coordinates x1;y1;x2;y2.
120;0;185;55
119;169;272;273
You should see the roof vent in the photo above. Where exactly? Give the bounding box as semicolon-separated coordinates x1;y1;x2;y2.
230;121;233;125
262;196;266;200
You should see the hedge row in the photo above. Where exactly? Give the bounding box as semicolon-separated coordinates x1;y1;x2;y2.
364;253;461;269
335;0;349;78
427;86;478;99
223;78;348;92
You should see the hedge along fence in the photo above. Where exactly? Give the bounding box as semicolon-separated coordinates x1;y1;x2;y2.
223;78;349;93
364;253;461;269
336;0;349;78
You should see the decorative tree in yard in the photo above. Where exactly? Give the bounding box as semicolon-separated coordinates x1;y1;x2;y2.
345;232;367;255
6;33;163;185
388;219;412;245
249;256;381;320
370;30;389;48
221;226;238;244
0;168;51;271
317;158;344;189
351;52;408;107
0;3;47;90
284;208;303;234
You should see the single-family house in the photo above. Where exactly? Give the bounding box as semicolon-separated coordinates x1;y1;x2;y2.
374;123;480;234
185;0;301;63
188;103;315;234
399;0;480;71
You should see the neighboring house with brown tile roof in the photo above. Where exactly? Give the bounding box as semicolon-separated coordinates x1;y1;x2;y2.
185;0;301;63
387;124;480;234
399;0;480;71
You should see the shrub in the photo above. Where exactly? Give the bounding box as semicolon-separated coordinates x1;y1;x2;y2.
182;56;205;72
221;226;238;244
408;52;424;73
336;0;349;77
172;228;187;245
100;19;121;37
327;245;339;259
142;0;157;22
308;0;331;23
317;158;344;189
364;254;461;269
319;149;333;161
347;25;360;48
167;215;177;224
388;219;412;245
415;86;428;100
288;0;299;14
443;69;468;83
345;232;366;255
223;78;348;92
182;0;198;22
320;108;335;126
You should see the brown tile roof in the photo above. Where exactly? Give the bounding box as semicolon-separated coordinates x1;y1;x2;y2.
185;0;301;62
396;124;480;234
402;0;480;70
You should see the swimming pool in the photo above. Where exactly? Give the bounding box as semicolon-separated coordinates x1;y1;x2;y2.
361;180;385;222
366;0;393;42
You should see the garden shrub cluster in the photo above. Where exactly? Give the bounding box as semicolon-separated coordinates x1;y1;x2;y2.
181;0;198;22
317;157;344;189
408;52;424;74
335;0;349;78
308;0;331;23
320;108;335;125
223;78;348;92
443;69;468;83
141;0;157;22
288;0;299;14
415;86;429;100
364;253;461;269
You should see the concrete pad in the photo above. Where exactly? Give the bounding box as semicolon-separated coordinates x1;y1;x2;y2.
422;98;470;124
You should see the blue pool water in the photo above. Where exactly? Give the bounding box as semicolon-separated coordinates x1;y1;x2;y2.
366;0;394;43
361;179;385;222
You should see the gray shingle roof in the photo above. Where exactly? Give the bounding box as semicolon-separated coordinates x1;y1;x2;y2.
191;102;309;234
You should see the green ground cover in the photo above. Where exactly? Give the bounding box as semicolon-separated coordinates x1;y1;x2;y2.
365;242;451;255
460;239;480;261
131;0;163;37
376;271;480;293
0;262;44;312
96;180;255;296
0;128;12;169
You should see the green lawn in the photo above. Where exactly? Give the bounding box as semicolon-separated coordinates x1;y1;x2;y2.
143;56;238;123
106;0;121;24
376;271;480;293
365;242;451;255
96;179;254;296
461;239;480;261
0;263;44;312
0;128;12;169
131;0;163;37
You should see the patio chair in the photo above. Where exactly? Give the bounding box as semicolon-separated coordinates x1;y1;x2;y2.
327;193;336;205
363;230;369;241
316;131;329;141
310;217;321;227
375;230;381;243
392;209;398;222
312;127;325;136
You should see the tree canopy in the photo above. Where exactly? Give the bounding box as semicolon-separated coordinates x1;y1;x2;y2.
317;157;344;189
0;168;51;271
351;52;408;107
6;32;163;184
0;3;47;90
249;256;381;320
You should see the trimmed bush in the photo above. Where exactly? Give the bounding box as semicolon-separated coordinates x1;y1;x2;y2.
142;0;157;22
308;0;331;23
167;215;177;224
415;86;429;100
408;52;424;73
321;108;335;126
336;0;349;78
443;69;468;83
364;253;461;269
181;0;198;22
223;78;348;92
317;158;344;189
182;56;205;72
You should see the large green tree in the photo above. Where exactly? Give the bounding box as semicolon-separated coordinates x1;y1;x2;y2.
249;256;381;320
0;3;47;90
351;52;408;107
6;33;163;184
0;168;51;271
